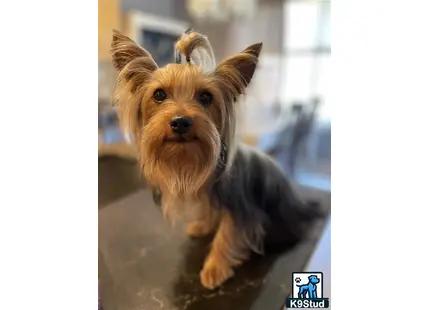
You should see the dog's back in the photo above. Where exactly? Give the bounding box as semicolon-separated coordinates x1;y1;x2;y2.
213;143;323;252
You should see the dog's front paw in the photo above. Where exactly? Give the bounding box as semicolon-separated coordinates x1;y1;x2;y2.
200;259;234;290
186;221;212;238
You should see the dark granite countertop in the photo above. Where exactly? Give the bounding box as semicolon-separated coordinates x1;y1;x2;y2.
98;156;330;310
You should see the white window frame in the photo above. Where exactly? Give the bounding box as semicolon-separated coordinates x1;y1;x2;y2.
281;0;331;105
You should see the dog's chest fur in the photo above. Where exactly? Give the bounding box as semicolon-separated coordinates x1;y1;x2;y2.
159;190;213;224
151;143;315;249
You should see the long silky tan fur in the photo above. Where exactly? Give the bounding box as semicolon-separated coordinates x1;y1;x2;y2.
110;30;322;290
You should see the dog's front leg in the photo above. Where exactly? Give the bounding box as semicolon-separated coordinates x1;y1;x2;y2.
200;210;250;289
186;201;221;238
186;216;219;237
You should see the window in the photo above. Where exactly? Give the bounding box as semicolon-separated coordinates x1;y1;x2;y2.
281;0;331;118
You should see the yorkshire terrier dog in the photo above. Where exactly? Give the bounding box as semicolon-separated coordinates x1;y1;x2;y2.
110;30;322;290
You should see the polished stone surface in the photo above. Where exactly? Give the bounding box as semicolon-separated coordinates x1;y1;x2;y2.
98;156;330;310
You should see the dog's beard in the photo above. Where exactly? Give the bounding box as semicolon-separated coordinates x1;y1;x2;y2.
139;119;220;198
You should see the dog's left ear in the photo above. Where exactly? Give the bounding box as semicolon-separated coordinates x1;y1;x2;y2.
212;42;262;99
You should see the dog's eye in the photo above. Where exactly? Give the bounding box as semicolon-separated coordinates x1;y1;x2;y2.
198;91;213;105
153;89;167;102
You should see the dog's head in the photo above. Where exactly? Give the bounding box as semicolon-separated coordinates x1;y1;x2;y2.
110;30;262;197
308;275;320;284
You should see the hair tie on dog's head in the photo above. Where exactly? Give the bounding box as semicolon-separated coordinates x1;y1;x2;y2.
175;28;194;64
175;49;191;64
175;51;191;64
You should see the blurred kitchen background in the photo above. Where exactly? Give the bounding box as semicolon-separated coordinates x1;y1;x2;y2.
98;0;331;191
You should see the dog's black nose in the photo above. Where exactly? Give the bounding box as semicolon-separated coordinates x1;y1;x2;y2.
170;116;193;134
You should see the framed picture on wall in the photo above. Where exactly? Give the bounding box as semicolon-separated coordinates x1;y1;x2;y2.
127;11;189;66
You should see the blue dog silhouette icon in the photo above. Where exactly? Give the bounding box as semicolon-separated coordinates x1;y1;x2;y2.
296;275;320;299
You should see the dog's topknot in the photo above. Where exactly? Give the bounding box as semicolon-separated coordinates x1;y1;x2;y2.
175;30;216;72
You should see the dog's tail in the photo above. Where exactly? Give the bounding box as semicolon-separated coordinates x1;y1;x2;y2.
291;199;325;224
264;177;326;250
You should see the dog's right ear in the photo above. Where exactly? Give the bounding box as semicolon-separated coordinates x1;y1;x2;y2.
111;30;158;138
110;30;157;72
